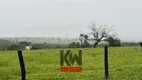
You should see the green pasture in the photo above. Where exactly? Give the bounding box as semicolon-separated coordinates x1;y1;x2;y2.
0;47;142;80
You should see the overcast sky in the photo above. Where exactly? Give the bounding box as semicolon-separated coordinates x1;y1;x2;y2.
0;0;142;41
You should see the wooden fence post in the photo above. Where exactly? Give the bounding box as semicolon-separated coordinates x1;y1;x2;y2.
104;46;109;80
18;50;26;80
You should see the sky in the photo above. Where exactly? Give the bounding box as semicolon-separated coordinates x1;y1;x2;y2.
0;0;142;41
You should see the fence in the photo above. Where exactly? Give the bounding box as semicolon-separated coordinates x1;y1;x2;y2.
17;46;109;80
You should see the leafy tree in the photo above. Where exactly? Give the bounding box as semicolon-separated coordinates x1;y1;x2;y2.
18;41;32;49
32;43;48;50
106;36;121;47
139;42;142;48
19;41;32;46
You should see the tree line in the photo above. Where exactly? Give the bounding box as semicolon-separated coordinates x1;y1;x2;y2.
0;40;69;51
0;39;141;51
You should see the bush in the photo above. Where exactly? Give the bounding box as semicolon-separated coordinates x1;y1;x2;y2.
139;42;142;48
107;36;121;47
69;42;81;48
7;44;19;50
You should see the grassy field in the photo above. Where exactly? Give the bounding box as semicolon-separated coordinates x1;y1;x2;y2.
0;47;142;80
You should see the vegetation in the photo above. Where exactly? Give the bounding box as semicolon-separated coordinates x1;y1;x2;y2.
139;42;142;48
0;39;69;50
0;47;142;80
106;36;121;47
0;39;141;50
69;42;81;48
88;21;111;48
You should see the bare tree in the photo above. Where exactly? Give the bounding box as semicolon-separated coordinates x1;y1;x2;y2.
79;33;83;47
89;21;111;48
79;33;89;48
